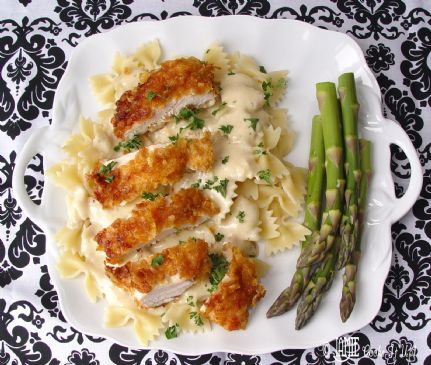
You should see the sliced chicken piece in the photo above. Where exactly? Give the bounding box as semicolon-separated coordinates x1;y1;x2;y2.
106;238;211;307
88;132;214;208
201;247;265;330
112;57;218;139
141;281;194;308
95;188;219;264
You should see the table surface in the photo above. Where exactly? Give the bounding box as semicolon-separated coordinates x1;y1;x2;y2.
1;1;430;364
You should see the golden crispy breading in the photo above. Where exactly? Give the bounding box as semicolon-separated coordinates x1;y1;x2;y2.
95;188;219;264
187;132;213;171
106;238;211;294
201;247;265;331
88;133;214;208
112;58;217;139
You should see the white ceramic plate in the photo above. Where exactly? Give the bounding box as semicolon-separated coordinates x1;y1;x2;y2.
13;16;422;354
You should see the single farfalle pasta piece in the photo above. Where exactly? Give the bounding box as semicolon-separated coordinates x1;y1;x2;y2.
90;73;115;105
230;53;267;83
132;39;162;70
54;224;83;254
265;218;310;255
48;161;82;191
203;42;230;81
56;251;102;303
104;305;164;346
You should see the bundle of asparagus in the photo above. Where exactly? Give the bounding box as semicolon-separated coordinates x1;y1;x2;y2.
266;72;372;328
267;116;325;317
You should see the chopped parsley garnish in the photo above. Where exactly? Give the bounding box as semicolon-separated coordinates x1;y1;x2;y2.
169;108;205;143
221;155;230;164
189;311;204;326
262;80;272;105
165;324;179;339
208;253;229;293
276;78;287;88
259;65;267;73
176;107;194;121
151;254;164;267
191;179;202;188
227;71;236;75
213;178;228;198
262;78;287;106
211;102;227;116
194;177;228;197
219;124;234;135
113;134;141;152
141;192;162;201
174;107;205;130
146;90;160;101
257;169;272;185
236;211;246;223
244;117;259;131
187;296;195;307
187;116;205;130
254;142;267;155
99;161;117;183
203;176;218;189
214;232;224;242
168;133;180;145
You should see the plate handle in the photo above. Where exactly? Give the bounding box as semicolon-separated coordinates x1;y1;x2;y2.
384;119;423;223
12;126;50;227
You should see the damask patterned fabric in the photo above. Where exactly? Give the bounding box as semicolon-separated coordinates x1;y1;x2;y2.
0;1;430;364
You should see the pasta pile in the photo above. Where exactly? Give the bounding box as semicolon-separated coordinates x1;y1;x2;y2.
48;40;308;344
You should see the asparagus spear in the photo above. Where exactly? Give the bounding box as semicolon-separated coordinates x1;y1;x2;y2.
295;236;341;330
337;73;361;270
266;115;325;318
340;139;371;322
297;82;345;268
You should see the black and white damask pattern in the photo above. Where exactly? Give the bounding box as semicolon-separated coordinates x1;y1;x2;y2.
1;1;430;364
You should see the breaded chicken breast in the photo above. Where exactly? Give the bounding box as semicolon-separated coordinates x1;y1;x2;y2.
201;247;265;330
106;238;211;307
88;132;213;208
112;58;218;139
95;188;219;264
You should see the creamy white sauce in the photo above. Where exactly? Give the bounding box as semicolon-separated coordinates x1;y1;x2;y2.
88;199;135;229
66;188;89;226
